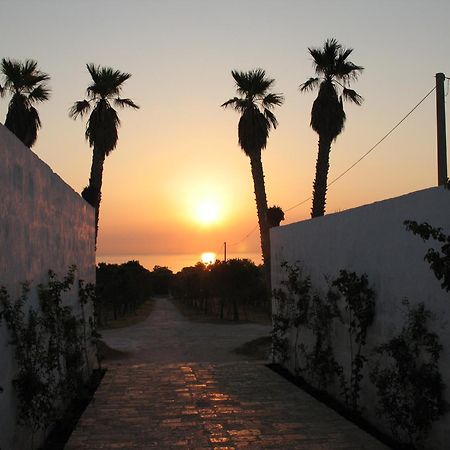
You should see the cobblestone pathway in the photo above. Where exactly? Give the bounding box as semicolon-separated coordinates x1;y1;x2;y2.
66;299;388;449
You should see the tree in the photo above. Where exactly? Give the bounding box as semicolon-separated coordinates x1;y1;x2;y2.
69;64;139;242
0;58;50;148
300;38;363;218
222;69;284;290
267;205;285;228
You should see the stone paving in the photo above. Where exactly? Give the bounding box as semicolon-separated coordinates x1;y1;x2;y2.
66;298;389;449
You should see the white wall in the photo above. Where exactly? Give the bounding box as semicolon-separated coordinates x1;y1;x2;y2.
0;125;96;450
271;186;450;449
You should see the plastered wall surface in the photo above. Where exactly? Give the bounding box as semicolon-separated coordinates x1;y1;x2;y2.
271;187;450;449
0;125;95;450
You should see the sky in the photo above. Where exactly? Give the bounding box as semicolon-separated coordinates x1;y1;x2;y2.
1;0;450;263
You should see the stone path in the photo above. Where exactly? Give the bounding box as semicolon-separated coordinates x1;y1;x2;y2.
66;298;388;449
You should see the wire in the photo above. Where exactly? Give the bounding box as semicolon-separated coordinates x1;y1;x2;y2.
224;84;437;245
286;85;436;214
227;224;259;247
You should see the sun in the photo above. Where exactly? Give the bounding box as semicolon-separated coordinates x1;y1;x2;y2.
201;252;216;265
195;200;220;225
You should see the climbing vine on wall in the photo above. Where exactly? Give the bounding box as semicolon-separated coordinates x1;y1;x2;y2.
405;220;450;293
370;299;447;445
273;263;375;412
0;266;97;439
332;270;375;412
272;263;343;391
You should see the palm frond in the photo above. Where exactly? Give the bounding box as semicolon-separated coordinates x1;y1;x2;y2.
221;97;247;111
1;58;23;89
21;60;38;77
86;63;101;85
114;97;139;109
264;108;278;129
262;92;284;108
342;88;363;105
299;77;320;92
86;64;132;99
232;69;274;98
69;100;91;119
28;85;51;103
1;58;50;94
338;61;364;81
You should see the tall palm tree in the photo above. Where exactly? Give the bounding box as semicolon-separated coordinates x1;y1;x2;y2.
69;64;139;242
300;38;363;218
0;58;50;148
222;69;284;290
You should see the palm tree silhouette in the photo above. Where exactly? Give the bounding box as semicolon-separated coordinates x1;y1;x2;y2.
70;64;139;242
222;69;284;289
300;38;363;218
0;58;50;148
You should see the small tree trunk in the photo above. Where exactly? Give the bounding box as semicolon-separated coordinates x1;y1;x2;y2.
249;153;271;296
311;136;332;218
233;298;239;321
87;146;106;243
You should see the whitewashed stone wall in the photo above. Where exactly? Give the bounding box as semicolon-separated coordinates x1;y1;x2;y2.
0;125;96;450
271;186;450;449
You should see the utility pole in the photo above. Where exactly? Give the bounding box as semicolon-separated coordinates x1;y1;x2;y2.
224;241;227;262
436;72;448;185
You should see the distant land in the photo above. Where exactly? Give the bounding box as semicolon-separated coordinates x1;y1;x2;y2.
97;252;262;272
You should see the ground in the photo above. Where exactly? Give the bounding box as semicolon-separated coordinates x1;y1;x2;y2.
66;297;388;449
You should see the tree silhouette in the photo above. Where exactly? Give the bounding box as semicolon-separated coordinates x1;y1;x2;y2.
222;69;284;289
0;58;50;148
267;205;285;228
300;38;363;218
69;64;139;242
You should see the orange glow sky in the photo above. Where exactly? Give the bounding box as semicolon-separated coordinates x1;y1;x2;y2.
1;1;450;263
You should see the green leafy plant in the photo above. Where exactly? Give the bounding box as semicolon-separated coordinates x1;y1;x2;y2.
404;220;450;292
273;262;341;389
0;283;57;433
332;270;375;412
0;267;97;445
300;291;341;390
370;299;446;445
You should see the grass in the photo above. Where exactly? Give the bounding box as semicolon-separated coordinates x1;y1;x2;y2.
99;298;155;330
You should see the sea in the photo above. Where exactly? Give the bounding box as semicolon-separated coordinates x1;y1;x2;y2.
96;252;262;273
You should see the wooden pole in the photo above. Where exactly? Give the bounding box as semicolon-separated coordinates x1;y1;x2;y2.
436;73;448;185
224;241;227;262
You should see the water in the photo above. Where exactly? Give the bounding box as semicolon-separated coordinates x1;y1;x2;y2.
97;252;262;273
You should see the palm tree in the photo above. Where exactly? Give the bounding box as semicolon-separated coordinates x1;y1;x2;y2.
300;38;363;218
0;58;50;148
222;69;284;289
69;64;139;242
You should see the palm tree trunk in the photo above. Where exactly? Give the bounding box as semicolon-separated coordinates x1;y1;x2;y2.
88;146;106;242
249;153;271;294
311;136;332;218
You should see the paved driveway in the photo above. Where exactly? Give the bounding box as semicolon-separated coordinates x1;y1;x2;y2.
66;298;389;449
100;297;271;363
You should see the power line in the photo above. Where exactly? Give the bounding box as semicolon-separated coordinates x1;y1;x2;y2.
285;85;436;214
224;84;437;246
227;224;258;247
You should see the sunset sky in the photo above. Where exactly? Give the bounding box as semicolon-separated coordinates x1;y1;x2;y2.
1;0;450;264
